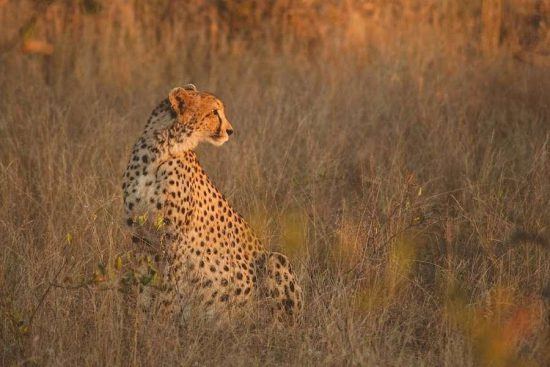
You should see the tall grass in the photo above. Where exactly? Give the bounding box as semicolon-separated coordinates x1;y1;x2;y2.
1;1;549;366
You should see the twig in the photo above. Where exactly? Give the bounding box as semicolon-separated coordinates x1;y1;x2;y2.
27;261;66;328
49;281;120;292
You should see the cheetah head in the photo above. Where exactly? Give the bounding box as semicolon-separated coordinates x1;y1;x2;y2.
168;85;234;148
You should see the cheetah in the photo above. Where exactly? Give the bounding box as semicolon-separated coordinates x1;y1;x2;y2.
122;84;303;321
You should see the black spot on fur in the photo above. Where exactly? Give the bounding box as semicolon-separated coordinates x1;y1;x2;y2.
282;298;295;313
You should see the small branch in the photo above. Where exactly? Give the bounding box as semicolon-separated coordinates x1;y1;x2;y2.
27;261;66;328
49;281;120;292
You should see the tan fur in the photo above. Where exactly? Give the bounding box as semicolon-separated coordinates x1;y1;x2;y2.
122;86;303;322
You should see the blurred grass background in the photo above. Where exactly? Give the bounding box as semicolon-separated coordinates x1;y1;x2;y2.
0;0;549;365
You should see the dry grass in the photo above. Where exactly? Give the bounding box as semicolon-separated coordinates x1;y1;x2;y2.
1;1;550;366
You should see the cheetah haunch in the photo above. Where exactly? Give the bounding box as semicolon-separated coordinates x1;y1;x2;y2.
122;85;303;321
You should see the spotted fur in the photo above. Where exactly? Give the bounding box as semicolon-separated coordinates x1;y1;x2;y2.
122;85;303;321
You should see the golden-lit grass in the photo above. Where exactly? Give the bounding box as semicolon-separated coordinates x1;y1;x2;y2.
1;1;549;366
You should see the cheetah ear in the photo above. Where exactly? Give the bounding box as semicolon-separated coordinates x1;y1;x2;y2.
168;87;196;115
183;83;197;92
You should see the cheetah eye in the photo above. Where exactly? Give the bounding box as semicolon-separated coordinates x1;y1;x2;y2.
212;110;218;116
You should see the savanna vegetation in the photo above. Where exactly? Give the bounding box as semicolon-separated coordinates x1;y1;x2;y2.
1;0;549;365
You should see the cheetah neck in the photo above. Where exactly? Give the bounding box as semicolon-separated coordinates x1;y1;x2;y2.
123;102;200;217
139;101;199;161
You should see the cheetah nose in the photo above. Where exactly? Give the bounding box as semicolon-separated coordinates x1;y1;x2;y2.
226;128;234;136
